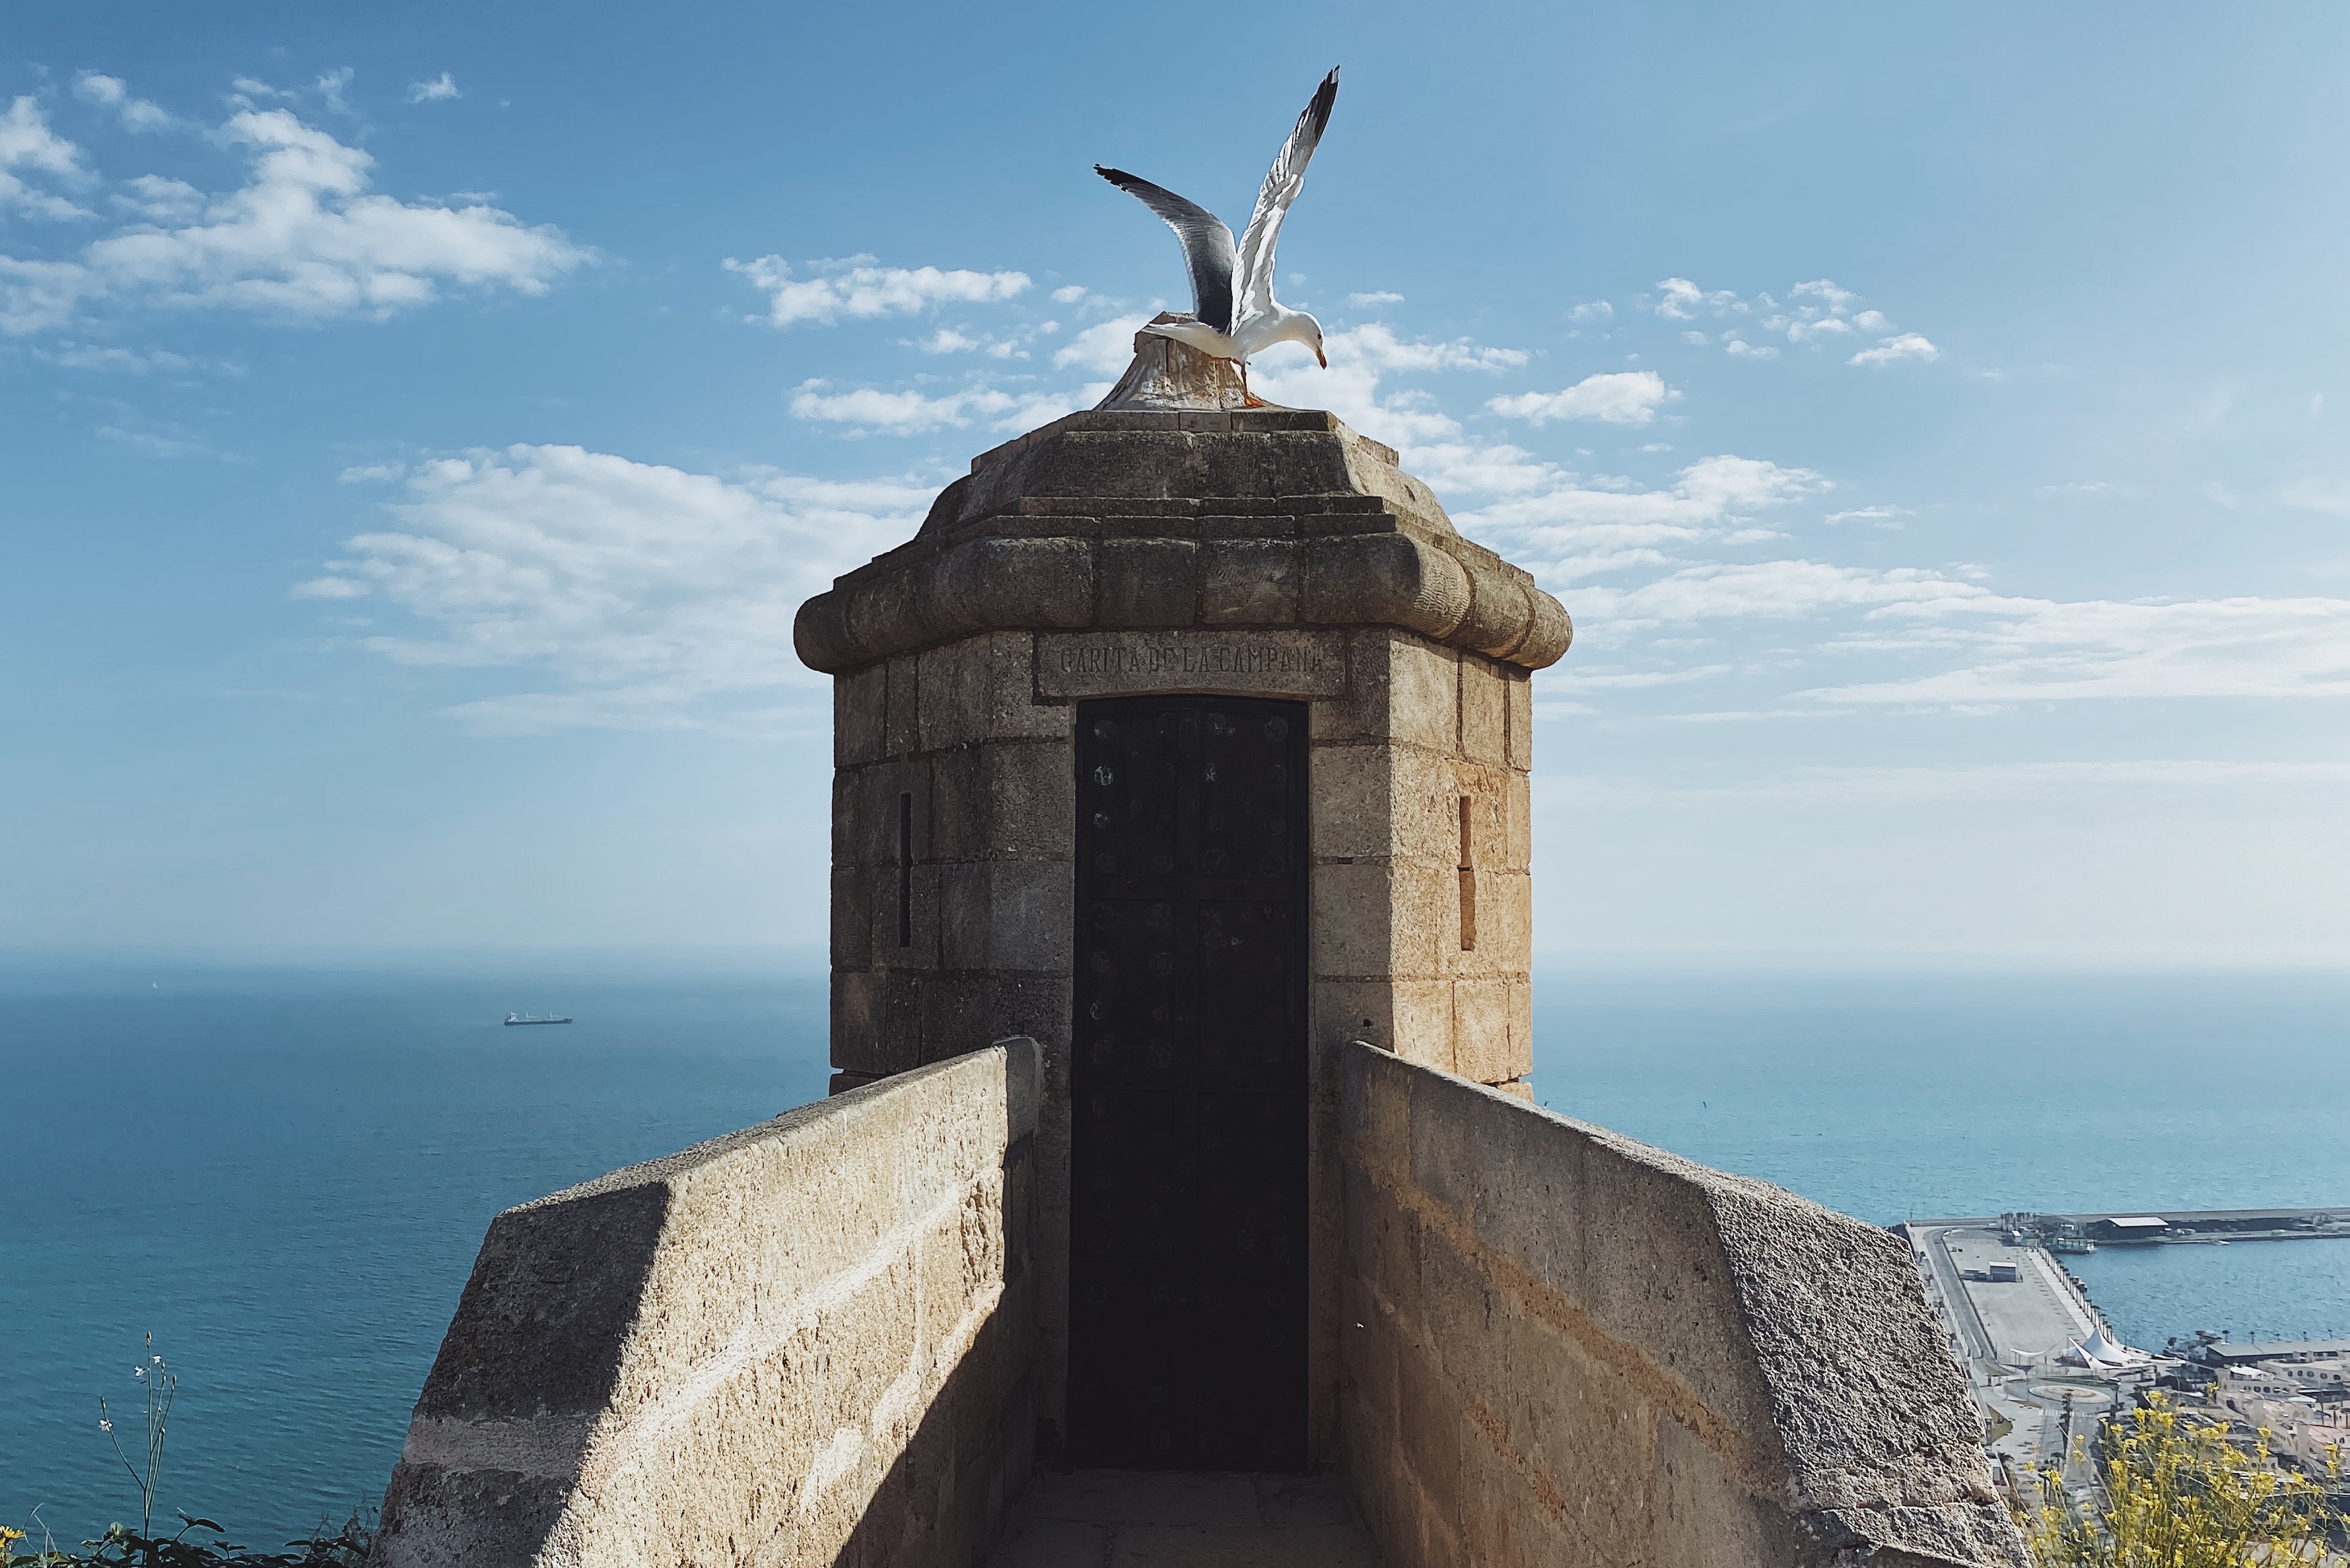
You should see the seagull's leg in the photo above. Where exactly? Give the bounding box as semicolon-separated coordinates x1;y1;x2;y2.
1240;360;1268;409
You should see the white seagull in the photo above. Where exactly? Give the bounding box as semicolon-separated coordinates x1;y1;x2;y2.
1095;68;1338;393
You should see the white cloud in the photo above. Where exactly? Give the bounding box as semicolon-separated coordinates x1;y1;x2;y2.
1850;333;1938;366
1;96;92;220
314;69;355;118
293;575;370;598
726;254;1029;327
1488;370;1678;426
1653;278;1739;320
1247;325;1525;454
1053;316;1149;375
1050;284;1088;304
1340;322;1527;373
74;73;174;131
1346;290;1404;306
788;379;1083;435
407;73;461;104
303;445;938;732
47;342;191;373
338;461;405;483
914;326;1024;358
0;106;589;335
1651;275;1938;368
116;174;203;222
1824;506;1908;526
1553;551;2350;706
2282;479;2350;518
1461;454;1826;546
1568;300;1614;322
1807;592;2350;704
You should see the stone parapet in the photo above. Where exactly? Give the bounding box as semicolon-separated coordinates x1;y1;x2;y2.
793;411;1572;676
368;1040;1041;1568
1336;1043;2030;1568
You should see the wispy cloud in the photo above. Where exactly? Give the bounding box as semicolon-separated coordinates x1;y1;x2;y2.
406;73;461;104
1488;370;1678;426
788;379;1082;435
1;96;589;335
726;254;1029;327
1850;332;1937;366
0;96;92;221
73;73;174;131
298;446;940;733
1649;275;1936;366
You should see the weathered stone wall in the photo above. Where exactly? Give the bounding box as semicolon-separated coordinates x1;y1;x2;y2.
810;405;1566;1462
368;1040;1041;1568
1336;1043;2030;1568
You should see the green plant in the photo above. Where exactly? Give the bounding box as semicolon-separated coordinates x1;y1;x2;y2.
98;1336;174;1546
7;1337;374;1568
2024;1390;2343;1567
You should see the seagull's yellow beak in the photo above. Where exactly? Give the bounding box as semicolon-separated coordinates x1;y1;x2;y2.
1315;345;1328;369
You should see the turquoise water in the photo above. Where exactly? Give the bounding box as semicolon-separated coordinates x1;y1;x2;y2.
3;959;2345;1541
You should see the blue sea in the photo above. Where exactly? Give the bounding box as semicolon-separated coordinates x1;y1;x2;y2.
4;957;2346;1543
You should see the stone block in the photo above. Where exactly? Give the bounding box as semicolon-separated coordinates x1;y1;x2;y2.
830;866;872;971
990;971;1075;1052
1037;627;1344;699
1393;749;1467;870
918;631;1065;751
1311;862;1397;977
1458;871;1531;972
1495;777;1532;875
870;862;942;970
941;860;1074;973
1307;742;1390;863
932;739;1074;864
1299;532;1470;646
1316;631;1458;752
1459;653;1509;767
1505;667;1534;772
884;654;921;757
848;760;929;869
917;972;988;1064
1199;539;1302;625
1097;538;1200;628
831;970;918;1075
1451;976;1531;1084
835;664;887;767
831;770;858;866
1385;861;1456;976
1313;979;1393;1054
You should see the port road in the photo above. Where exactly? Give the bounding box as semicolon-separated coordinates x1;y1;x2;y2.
1904;1220;2112;1482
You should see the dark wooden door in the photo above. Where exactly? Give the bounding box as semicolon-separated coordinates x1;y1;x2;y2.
1066;695;1309;1471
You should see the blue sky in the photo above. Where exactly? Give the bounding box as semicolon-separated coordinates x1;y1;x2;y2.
5;2;2348;963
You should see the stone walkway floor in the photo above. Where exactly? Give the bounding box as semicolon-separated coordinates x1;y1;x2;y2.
985;1469;1383;1566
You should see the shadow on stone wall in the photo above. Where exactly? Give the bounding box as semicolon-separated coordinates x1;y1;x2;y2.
368;1041;1041;1568
1336;1042;2031;1568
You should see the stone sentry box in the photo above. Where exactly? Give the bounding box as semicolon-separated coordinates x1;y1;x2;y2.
795;389;1571;1466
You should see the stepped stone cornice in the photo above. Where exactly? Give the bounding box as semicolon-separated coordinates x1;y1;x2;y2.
792;408;1573;675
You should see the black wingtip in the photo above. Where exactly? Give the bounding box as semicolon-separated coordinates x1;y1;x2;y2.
1307;68;1339;135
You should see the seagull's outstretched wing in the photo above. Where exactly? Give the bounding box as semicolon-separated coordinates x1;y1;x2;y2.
1234;67;1339;322
1095;166;1238;334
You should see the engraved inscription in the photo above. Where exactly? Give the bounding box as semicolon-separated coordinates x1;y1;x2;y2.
1038;631;1346;699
